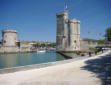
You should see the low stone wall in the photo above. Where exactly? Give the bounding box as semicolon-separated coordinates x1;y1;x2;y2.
0;46;31;53
57;52;73;59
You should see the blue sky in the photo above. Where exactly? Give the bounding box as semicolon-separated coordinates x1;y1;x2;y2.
0;0;111;42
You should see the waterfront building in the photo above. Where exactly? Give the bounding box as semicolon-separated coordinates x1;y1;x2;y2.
2;30;17;47
80;38;98;52
56;11;98;52
56;11;80;52
0;29;31;53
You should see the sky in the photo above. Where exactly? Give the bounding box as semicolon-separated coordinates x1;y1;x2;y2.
0;0;111;42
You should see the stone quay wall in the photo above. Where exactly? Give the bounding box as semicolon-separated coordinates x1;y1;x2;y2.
0;46;31;53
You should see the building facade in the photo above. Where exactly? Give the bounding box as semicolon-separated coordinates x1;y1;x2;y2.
80;38;98;52
56;11;80;52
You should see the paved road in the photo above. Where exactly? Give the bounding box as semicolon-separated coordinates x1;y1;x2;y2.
82;51;111;85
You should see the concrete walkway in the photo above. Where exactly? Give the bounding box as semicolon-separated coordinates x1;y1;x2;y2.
0;51;111;85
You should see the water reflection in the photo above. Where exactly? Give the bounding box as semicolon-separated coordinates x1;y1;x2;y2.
0;53;31;69
0;51;65;69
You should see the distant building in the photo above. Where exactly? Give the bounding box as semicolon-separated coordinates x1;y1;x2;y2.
80;38;98;52
56;11;80;52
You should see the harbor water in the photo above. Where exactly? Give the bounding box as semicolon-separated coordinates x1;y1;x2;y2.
0;51;66;69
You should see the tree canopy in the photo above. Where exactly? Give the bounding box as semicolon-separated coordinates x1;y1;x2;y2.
97;40;105;44
105;27;111;41
33;43;56;47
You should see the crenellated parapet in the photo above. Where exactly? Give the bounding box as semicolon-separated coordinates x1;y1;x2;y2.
2;30;17;33
68;19;80;24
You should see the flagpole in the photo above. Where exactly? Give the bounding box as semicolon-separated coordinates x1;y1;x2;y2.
64;0;69;11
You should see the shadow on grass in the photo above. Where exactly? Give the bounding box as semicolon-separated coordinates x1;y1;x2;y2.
81;53;111;85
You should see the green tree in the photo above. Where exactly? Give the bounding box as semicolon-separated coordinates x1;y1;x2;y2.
97;40;105;44
105;27;111;41
33;43;40;47
40;43;46;47
33;43;56;47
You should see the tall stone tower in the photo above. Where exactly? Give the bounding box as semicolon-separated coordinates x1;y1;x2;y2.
56;11;69;51
68;19;80;51
56;11;80;52
2;30;17;47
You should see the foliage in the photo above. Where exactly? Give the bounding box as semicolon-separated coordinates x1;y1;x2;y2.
95;47;102;52
33;43;56;47
96;46;111;48
97;40;105;44
105;27;111;41
90;47;102;52
33;43;40;47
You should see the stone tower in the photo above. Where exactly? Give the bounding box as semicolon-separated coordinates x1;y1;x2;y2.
2;30;17;47
68;19;80;51
56;11;80;52
56;11;69;51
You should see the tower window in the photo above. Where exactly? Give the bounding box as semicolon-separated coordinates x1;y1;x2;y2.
63;36;66;38
4;40;6;43
74;40;76;43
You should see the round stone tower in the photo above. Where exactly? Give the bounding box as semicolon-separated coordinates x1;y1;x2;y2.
68;19;80;51
2;29;17;47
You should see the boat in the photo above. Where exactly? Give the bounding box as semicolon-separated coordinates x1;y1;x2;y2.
37;50;46;53
37;49;46;53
